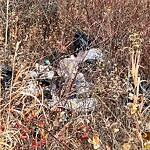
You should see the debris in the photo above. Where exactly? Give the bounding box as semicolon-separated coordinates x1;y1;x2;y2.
57;55;79;78
35;63;54;79
73;31;91;56
66;97;98;112
75;72;89;94
23;81;40;95
0;65;12;89
1;32;102;116
77;48;104;62
44;59;51;65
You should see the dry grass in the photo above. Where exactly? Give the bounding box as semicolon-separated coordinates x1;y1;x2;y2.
0;0;149;150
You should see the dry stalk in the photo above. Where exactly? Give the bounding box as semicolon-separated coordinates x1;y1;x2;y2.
130;35;144;149
131;50;141;104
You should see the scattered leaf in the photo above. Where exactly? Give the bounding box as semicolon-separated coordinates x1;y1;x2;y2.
114;128;119;133
131;104;138;115
122;143;131;150
144;144;150;150
137;120;141;125
127;103;138;115
88;134;100;149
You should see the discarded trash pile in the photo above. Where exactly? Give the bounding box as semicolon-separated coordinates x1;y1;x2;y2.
1;31;149;113
1;31;104;113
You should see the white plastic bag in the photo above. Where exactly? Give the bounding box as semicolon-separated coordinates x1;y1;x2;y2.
77;48;104;62
57;55;79;78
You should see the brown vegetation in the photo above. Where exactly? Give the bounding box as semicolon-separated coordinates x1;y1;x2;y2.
0;0;149;149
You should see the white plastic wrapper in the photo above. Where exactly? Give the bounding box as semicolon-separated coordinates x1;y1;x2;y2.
30;63;54;79
29;71;38;78
57;55;79;78
66;97;98;112
78;48;104;62
75;73;89;94
27;81;39;94
57;48;104;78
35;63;50;72
85;48;104;62
22;81;40;95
